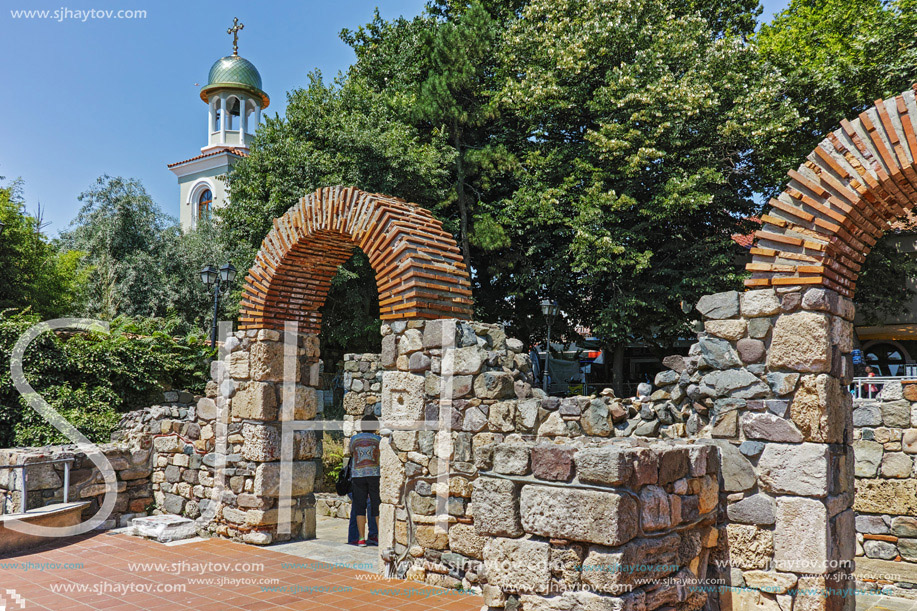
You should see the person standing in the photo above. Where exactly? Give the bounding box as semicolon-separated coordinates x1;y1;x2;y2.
348;413;381;547
347;491;377;544
865;366;879;399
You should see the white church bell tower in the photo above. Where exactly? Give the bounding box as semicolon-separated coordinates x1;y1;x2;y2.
168;18;270;231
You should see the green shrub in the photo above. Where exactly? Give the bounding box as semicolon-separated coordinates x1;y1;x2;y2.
0;310;213;447
321;434;346;492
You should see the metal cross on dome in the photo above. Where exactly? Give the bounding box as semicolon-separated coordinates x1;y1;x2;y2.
227;17;244;56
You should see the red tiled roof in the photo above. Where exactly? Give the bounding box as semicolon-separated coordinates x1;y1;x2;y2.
167;147;247;168
731;216;761;250
732;232;754;248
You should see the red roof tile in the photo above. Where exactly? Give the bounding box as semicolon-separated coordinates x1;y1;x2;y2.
731;216;761;249
167;147;247;168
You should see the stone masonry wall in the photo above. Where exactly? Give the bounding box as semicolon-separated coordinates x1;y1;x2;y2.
147;329;324;545
851;381;917;595
677;287;857;611
342;352;382;452
371;318;728;611
0;444;153;528
376;319;535;590
473;437;720;611
0;396;194;527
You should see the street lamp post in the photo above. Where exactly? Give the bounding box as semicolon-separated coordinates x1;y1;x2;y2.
201;262;237;349
0;221;6;236
540;299;560;394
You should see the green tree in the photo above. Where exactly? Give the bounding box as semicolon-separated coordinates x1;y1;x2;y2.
227;1;807;395
0;311;212;447
157;218;236;333
756;0;917;319
222;73;455;356
413;1;498;269
491;0;799;388
756;0;917;189
60;175;175;320
0;179;83;317
59;175;230;333
852;236;917;326
342;2;528;335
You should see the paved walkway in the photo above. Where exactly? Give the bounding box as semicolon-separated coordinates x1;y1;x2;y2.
9;518;915;611
271;514;380;574
0;528;481;610
857;594;917;611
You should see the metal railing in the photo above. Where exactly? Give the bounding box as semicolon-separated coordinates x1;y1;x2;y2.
0;458;74;515
850;376;916;400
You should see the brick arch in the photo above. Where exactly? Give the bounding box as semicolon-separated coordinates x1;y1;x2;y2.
745;84;917;298
238;186;473;332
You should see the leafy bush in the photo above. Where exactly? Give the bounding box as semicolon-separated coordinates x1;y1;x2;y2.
0;310;213;447
321;433;346;492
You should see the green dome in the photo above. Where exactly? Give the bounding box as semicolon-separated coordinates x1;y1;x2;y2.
200;55;270;109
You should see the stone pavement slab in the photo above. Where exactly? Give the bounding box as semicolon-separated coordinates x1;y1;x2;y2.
270;514;380;574
857;595;917;611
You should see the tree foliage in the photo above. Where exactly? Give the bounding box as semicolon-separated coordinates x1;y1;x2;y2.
0;311;212;447
60;175;174;320
756;0;917;189
60;176;233;332
225;0;807;358
226;0;917;368
490;0;800;347
0;180;84;317
854;236;917;326
755;0;917;322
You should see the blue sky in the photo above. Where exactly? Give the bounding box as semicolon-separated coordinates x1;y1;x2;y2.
0;0;789;235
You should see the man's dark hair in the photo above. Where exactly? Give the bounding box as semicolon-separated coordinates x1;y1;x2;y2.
362;413;378;423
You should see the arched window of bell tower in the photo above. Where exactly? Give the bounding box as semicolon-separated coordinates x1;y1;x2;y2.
227;96;241;131
211;99;220;133
245;103;257;134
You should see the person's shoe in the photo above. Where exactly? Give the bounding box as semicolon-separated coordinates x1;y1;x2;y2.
347;540;360;546
357;540;367;547
367;537;378;547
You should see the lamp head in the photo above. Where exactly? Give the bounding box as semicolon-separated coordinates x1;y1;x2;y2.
200;264;218;287
540;299;559;324
220;262;237;284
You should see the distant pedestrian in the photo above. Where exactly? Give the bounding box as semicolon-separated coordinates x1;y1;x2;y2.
348;413;381;547
866;366;878;398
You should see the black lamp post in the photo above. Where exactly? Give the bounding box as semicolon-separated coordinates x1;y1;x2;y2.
201;262;237;349
540;299;560;394
0;221;6;236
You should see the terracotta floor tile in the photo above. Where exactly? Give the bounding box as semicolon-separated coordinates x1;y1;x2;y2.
1;533;482;611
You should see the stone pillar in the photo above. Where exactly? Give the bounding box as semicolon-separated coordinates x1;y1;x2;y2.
188;328;322;545
341;353;382;453
375;318;534;588
694;287;855;611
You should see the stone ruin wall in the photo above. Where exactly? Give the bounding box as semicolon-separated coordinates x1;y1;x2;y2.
658;287;857;611
341;352;382;449
143;329;325;545
472;437;720;611
0;396;194;528
353;286;864;611
849;382;917;594
0;444;153;529
365;320;725;611
0;284;899;611
373;319;533;592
